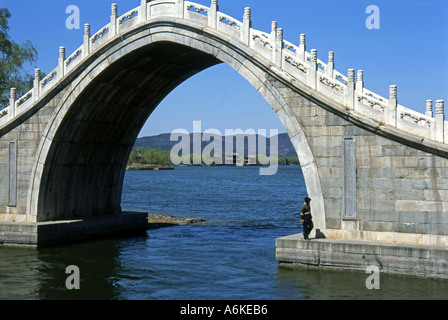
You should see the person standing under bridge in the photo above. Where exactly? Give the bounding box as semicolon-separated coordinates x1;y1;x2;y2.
300;197;313;240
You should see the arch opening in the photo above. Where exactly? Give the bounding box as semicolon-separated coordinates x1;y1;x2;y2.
37;42;221;221
31;26;324;229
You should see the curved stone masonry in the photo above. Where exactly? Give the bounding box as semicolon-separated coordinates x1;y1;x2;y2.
0;0;447;249
0;0;446;147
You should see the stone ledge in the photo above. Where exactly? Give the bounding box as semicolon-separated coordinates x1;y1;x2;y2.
321;228;448;247
0;212;148;248
276;233;448;280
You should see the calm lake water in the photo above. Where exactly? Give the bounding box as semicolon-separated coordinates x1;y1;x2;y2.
1;166;448;300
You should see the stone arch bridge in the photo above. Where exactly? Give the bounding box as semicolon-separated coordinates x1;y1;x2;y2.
0;0;447;265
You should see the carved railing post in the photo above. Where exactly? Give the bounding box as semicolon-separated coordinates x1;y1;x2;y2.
208;0;218;28
271;22;282;66
270;21;277;49
327;51;334;78
425;100;433;118
58;46;66;78
298;34;306;61
110;3;117;36
242;7;251;45
307;49;317;90
275;28;283;67
83;24;90;58
33;68;41;102
356;70;363;93
344;68;355;109
9;88;16;120
176;0;185;18
140;0;147;22
386;85;397;127
435;100;445;142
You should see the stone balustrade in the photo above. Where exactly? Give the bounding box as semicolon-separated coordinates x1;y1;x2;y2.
0;0;445;144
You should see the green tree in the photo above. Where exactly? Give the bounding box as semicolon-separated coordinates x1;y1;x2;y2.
127;147;172;166
0;8;38;108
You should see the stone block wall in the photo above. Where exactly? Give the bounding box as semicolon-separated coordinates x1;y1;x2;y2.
279;87;448;237
0;96;61;222
0;0;446;244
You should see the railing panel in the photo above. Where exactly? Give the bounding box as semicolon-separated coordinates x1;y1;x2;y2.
250;29;273;62
65;45;83;74
354;92;384;123
15;89;33;116
118;8;140;33
90;24;111;52
185;1;209;24
282;51;307;83
317;73;345;104
149;0;177;17
217;12;241;39
397;105;433;140
40;68;58;96
0;107;9;126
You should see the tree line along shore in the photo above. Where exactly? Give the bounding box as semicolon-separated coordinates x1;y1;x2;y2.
126;147;300;170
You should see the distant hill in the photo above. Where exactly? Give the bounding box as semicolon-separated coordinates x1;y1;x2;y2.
134;132;298;157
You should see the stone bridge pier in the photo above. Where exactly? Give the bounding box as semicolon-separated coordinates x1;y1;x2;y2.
0;0;447;278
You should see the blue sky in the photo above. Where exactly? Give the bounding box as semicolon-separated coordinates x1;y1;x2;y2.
3;0;447;137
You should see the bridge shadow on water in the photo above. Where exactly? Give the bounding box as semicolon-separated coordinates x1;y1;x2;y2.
0;239;127;300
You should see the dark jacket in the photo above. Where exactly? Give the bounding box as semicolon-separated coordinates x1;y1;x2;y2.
300;202;312;221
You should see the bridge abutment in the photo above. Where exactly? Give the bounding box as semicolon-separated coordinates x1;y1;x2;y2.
273;77;448;278
0;212;148;247
276;234;448;280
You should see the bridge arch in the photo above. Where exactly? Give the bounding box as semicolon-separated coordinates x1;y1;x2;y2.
27;19;326;228
1;0;446;248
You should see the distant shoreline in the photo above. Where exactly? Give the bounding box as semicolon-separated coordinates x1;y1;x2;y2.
126;163;300;171
126;163;174;171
